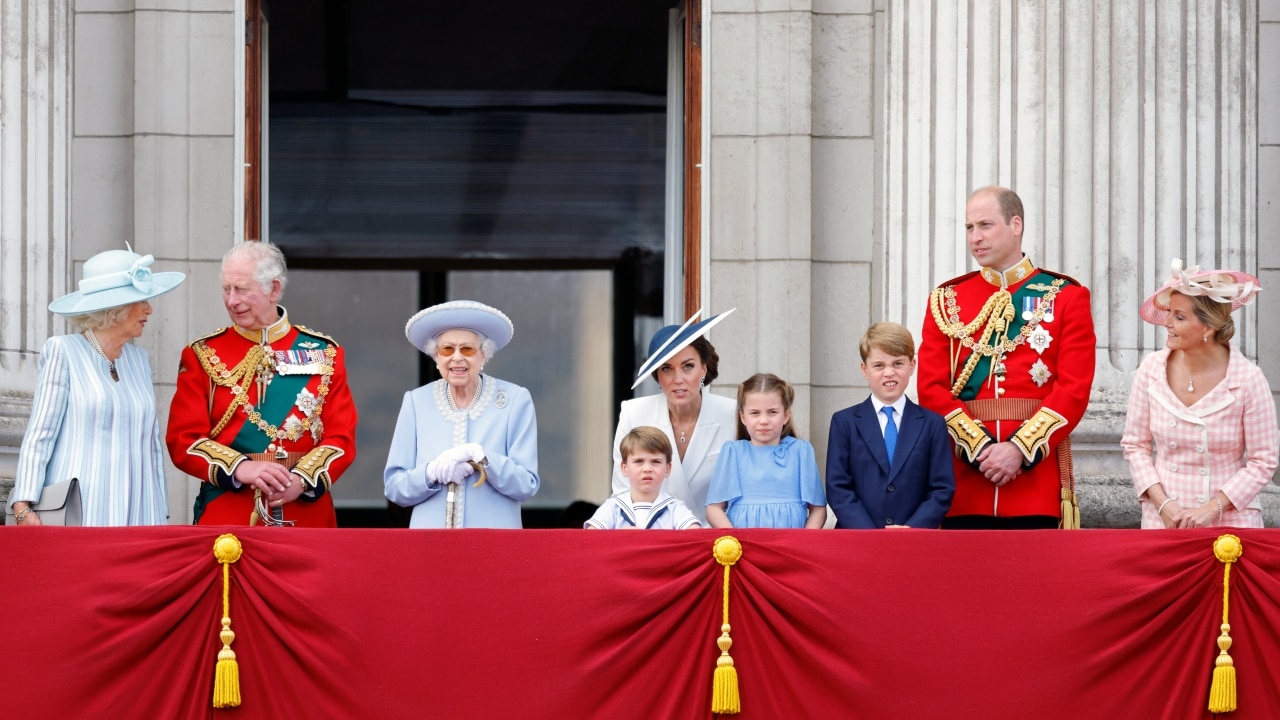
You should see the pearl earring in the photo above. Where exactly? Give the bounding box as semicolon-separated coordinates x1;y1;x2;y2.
1203;334;1208;344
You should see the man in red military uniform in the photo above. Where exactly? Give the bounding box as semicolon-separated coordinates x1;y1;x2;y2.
167;242;357;526
918;186;1096;529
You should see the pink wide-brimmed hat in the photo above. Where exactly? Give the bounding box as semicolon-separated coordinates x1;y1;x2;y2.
1138;259;1261;325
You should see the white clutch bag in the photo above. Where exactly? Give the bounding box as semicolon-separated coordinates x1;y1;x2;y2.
5;478;82;526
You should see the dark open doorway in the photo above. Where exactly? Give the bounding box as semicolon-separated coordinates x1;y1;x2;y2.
252;0;699;526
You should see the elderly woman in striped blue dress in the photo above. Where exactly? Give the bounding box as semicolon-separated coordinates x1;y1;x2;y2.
8;247;185;526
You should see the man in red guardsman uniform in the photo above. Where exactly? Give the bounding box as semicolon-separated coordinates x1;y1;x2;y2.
918;186;1096;529
166;242;357;526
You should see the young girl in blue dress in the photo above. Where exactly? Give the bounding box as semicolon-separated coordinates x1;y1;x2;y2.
705;373;827;528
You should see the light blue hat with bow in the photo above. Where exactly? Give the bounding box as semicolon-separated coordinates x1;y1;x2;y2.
48;246;186;316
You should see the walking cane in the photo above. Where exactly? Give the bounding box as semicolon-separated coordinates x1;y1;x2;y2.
444;460;488;528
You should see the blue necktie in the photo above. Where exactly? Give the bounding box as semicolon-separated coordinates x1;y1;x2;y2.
882;406;897;464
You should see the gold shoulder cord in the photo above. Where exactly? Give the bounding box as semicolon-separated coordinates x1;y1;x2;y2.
194;341;337;443
929;278;1066;397
194;342;267;438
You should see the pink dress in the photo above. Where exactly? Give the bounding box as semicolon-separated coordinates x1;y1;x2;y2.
1121;346;1278;528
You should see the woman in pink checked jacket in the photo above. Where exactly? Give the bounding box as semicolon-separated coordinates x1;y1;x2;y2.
1122;260;1277;529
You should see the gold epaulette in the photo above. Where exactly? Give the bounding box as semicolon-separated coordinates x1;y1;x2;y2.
936;270;982;289
187;326;230;348
1036;268;1083;287
944;408;993;463
296;325;340;348
293;446;345;489
188;439;246;484
1011;407;1068;463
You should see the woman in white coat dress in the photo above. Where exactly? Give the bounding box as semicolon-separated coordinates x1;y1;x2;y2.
384;301;539;528
611;309;737;524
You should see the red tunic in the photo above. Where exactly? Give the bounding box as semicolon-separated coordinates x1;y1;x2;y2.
917;259;1096;519
166;311;357;527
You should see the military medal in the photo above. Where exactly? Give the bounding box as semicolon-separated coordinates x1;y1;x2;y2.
1028;326;1053;354
256;329;276;403
1029;358;1052;387
274;349;326;375
1022;296;1056;323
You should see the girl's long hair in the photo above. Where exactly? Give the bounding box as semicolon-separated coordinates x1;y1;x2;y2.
735;373;798;441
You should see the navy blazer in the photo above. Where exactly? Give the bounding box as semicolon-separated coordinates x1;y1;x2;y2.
825;396;954;528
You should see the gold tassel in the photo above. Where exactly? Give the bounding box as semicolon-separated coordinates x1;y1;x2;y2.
1059;488;1080;530
212;534;244;709
1208;534;1242;714
711;536;743;715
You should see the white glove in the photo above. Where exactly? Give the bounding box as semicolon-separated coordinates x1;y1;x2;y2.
427;446;468;485
444;445;475;464
446;460;474;485
427;445;483;485
457;443;486;464
426;456;451;485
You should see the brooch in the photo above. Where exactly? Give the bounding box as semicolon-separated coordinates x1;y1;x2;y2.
494;388;508;409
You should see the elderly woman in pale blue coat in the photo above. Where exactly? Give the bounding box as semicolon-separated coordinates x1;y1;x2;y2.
8;246;185;526
384;301;539;528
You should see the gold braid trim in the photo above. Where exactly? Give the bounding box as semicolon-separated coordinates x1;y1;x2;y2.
193;341;335;443
944;409;992;463
929;278;1067;397
292;446;344;489
1010;407;1068;464
188;439;246;484
194;342;266;437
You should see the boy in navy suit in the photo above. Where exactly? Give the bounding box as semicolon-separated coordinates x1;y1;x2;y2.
826;323;954;528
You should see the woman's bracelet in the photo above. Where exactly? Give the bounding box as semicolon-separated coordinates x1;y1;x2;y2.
14;506;32;524
1156;497;1176;517
1214;496;1224;525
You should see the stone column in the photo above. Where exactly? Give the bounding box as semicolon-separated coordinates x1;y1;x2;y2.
883;0;1272;525
809;0;878;465
706;1;817;435
0;0;70;499
1259;3;1280;412
1;1;238;521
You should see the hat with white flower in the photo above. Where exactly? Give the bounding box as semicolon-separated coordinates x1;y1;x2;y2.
48;245;186;316
1139;258;1261;325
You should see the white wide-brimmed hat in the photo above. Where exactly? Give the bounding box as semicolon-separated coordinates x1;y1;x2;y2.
405;300;515;354
632;307;735;389
48;247;186;316
1139;259;1261;325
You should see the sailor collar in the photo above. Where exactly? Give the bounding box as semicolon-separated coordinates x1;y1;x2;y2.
233;305;292;344
979;257;1037;289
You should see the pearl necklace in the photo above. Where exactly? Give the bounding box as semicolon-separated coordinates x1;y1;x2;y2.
83;330;120;382
447;374;485;413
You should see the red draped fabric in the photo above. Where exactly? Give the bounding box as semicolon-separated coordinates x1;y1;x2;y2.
4;527;1280;719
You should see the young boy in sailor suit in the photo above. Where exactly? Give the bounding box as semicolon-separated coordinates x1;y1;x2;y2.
586;426;702;529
